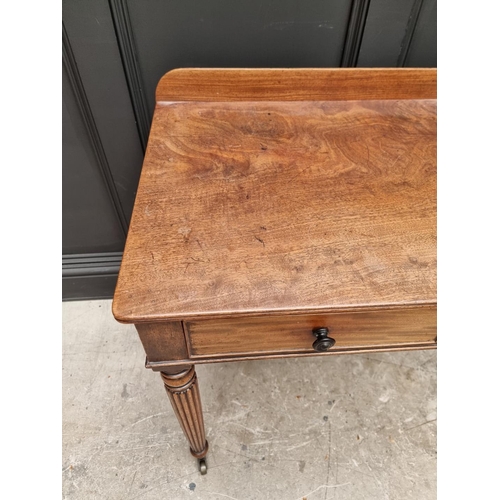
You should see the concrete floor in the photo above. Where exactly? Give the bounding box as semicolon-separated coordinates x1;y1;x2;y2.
62;300;436;500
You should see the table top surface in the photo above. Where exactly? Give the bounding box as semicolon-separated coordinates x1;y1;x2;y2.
113;69;436;323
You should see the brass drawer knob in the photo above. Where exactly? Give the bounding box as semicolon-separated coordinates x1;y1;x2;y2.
312;327;336;352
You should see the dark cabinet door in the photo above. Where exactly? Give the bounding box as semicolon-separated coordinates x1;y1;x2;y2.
62;0;436;300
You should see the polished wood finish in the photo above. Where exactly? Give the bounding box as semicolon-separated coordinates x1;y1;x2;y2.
186;306;436;357
112;68;437;470
160;366;208;459
113;97;436;323
146;343;437;371
156;68;436;102
135;322;187;363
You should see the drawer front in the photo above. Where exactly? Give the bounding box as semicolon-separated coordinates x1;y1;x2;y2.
186;307;436;358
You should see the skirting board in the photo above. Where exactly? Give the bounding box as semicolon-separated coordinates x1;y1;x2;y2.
63;252;122;301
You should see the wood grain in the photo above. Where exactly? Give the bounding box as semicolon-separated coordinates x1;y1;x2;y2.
156;68;436;102
187;306;436;357
114;98;436;323
135;322;187;362
160;366;208;458
146;343;436;371
111;69;437;471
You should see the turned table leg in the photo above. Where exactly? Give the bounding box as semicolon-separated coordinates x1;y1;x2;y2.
160;366;209;474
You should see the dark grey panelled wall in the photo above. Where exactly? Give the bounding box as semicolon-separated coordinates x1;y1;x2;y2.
62;0;437;300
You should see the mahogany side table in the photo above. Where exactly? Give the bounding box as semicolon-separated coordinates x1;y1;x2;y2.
112;68;437;474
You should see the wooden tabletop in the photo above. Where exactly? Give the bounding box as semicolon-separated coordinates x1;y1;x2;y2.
113;69;436;323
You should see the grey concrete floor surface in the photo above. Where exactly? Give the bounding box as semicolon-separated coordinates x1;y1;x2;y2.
63;300;436;500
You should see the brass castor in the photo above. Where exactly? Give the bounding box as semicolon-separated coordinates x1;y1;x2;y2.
198;458;207;475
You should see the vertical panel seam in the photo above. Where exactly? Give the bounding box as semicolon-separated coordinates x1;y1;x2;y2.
397;0;425;67
63;22;129;237
108;0;150;151
341;0;372;67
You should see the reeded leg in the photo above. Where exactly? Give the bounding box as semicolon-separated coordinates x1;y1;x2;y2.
160;366;209;473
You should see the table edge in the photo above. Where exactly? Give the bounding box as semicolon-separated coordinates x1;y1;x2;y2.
112;300;437;325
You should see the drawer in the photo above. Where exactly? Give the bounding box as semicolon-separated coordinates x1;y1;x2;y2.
185;307;437;358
